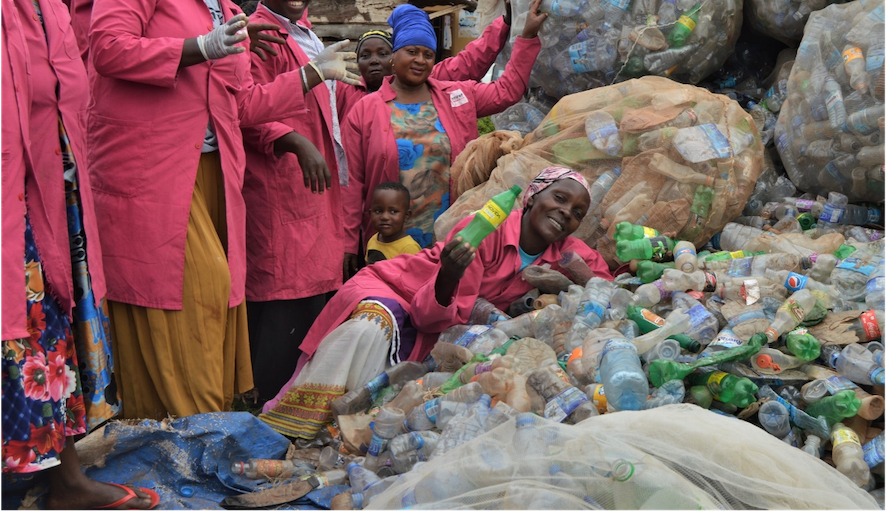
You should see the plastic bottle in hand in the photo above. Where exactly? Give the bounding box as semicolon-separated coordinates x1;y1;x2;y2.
750;347;803;374
456;185;522;248
585;111;622;156
363;406;405;473
758;400;791;438
763;289;817;343
598;338;649;411
688;371;758;408
673;241;698;273
830;423;871;487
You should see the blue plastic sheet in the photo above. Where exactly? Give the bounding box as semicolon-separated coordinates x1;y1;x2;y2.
79;412;332;510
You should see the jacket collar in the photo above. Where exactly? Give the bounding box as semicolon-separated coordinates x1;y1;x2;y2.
501;209;565;265
376;74;460;102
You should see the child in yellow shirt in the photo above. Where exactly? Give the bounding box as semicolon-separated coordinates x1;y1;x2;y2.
366;182;422;264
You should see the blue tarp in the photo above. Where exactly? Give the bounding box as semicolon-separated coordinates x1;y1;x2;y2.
4;412;344;510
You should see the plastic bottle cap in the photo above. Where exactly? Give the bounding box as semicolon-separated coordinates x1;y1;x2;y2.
612;459;634;481
755;354;780;371
179;485;195;497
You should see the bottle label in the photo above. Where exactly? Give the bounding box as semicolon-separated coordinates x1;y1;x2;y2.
698;124;733;159
825;375;859;394
477;201;508;230
249;459;288;478
728;251;745;259
600;338;634;360
783;428;798;448
422;398;439;424
836;257;876;276
454;325;492;348
674;245;696;260
578;301;606;323
740;279;760;305
703;272;717;292
831;428;861;447
868;209;883;225
364;372;391;402
842;47;864;63
685;304;711;330
824;90;844;123
641;308;666;327
608;0;630;10
866;276;884;295
588;123;619;148
863;436;885;468
685;290;705;300
544;386;589;422
642;226;658;238
820;202;846;223
860;310;881;341
727;308;766;327
592;385;607;413
473;360;494;375
793;199;814;212
788;327;808;337
784;272;808;292
866;47;884;72
676;13;696;31
778;298;807;324
366;433;387;457
652;279;673;300
726;256;753;277
706;371;728;397
710;330;743;349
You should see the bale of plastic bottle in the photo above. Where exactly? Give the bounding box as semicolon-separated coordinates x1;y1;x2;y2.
491;102;548;135
435;76;765;267
745;0;849;45
450;130;525;203
499;0;742;100
773;0;885;203
364;404;879;510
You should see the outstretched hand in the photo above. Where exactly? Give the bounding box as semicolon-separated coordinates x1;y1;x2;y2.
309;40;362;86
435;237;476;306
247;21;286;61
521;0;548;39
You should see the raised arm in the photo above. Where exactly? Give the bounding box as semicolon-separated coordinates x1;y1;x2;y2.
430;15;510;82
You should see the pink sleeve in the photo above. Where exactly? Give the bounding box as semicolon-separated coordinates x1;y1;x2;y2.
342;104;367;254
431;16;509;82
562;237;614;281
89;0;184;87
467;35;540;118
410;215;480;332
235;62;306;127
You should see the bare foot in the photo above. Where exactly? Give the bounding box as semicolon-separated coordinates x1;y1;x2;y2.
47;479;156;510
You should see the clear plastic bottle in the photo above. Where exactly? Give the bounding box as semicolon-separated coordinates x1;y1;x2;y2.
388;431;439;473
585;111;622;156
527;364;589;421
805;253;837;283
750;347;804;374
830;422;871;487
670;292;719;345
469;298;509;325
437;324;510;356
673;241;698;273
512;413;549;478
673;123;755;164
317;446;361;472
431;394;492;458
841;45;870;95
347;461;380;493
567;278;616;349
758;400;791;438
763;289;818;343
598;338;649;411
834;343;885;386
587;167;622;212
231;458;306;480
331;361;428;419
539;0;587;17
862;432;884;469
643;44;700;75
632;280;672;307
630;311;691;355
823;76;848;132
800;379;829;404
661;268;716;292
802;433;822;458
363;406;405;473
865;260;884;312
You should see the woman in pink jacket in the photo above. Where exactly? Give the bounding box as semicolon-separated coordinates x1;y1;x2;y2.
341;1;548;279
86;0;357;420
260;167;612;440
2;0;157;507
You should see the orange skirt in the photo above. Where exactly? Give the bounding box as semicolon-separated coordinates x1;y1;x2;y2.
109;152;253;419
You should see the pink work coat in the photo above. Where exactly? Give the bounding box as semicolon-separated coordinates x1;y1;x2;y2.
60;0;91;62
87;0;307;310
341;34;541;254
242;3;343;302
1;0;106;340
267;210;612;407
335;16;511;122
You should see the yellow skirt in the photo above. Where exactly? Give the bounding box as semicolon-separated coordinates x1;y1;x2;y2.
109;152;253;420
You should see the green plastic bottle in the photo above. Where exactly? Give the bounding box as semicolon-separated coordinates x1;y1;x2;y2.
796;213;816;230
616;236;675;262
833;244;857;260
456;185;521;248
635;260;675;283
690;185;715;218
649;333;765;387
688;370;758;408
626;306;701;353
613;222;660;242
784;327;821;361
805;389;862;426
667;4;701;48
700;250;764;262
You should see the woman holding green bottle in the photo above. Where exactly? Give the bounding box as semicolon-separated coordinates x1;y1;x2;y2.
259;167;612;440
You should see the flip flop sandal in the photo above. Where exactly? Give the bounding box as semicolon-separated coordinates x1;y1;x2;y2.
91;483;160;510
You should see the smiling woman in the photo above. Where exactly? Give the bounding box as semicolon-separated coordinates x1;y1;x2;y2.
258;166;612;440
341;0;550;280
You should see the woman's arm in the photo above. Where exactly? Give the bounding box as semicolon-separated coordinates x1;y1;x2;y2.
430;15;510;82
341;105;369;278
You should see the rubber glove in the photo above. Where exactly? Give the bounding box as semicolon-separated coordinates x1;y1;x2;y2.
307;40;361;86
197;13;248;60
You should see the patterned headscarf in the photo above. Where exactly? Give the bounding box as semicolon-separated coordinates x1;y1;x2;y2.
357;30;393;55
522;166;592;208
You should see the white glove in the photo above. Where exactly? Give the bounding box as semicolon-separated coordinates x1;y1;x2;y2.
197;13;248;61
307;40;361;86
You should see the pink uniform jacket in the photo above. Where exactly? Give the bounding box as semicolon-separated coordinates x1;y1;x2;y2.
86;0;307;310
335;16;511;122
242;3;344;302
267;210;612;407
1;0;107;339
341;34;541;254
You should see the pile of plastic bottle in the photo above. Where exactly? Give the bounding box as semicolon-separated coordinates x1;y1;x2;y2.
495;0;742;100
773;0;884;203
230;210;885;509
746;0;847;44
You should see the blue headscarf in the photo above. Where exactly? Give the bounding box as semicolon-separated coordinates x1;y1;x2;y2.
387;4;437;53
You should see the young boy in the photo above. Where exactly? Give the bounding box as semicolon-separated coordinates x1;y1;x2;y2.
366;182;421;264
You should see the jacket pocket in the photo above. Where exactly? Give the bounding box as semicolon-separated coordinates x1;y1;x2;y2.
276;157;329;224
87;114;153;198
